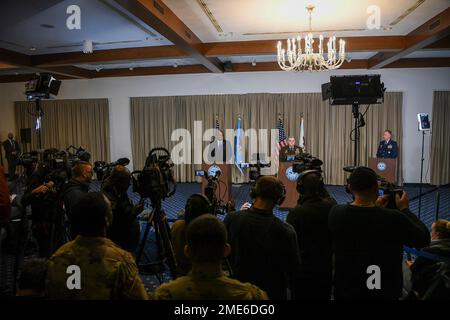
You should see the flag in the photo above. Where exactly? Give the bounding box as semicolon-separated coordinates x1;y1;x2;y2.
234;115;244;174
215;114;220;130
274;115;287;171
299;114;305;151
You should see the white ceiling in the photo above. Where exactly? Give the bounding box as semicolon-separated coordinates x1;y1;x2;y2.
165;0;450;42
0;0;172;55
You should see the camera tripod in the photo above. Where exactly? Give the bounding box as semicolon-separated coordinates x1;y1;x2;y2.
136;197;177;280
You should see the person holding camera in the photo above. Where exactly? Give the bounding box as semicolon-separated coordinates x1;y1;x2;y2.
62;161;93;224
224;176;301;300
21;163;59;257
102;165;141;254
329;167;430;300
286;171;337;300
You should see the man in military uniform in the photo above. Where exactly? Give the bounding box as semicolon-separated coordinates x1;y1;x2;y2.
152;215;268;300
376;130;398;159
46;192;148;300
281;136;302;160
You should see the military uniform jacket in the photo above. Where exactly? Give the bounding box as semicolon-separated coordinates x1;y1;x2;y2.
376;140;398;159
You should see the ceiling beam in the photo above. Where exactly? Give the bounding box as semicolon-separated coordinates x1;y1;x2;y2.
423;34;450;50
383;57;450;68
32;45;187;67
369;7;450;69
105;0;223;73
91;64;209;78
202;36;406;57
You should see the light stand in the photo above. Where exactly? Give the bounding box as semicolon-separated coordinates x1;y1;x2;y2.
352;103;360;167
417;130;426;219
35;99;43;149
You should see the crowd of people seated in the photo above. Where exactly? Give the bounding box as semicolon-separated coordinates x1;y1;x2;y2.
1;163;449;300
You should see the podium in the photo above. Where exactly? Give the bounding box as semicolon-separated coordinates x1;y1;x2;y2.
201;163;232;203
278;161;299;209
368;157;397;183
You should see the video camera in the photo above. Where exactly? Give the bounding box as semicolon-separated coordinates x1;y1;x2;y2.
292;153;323;174
239;153;271;181
132;148;176;205
93;157;130;181
195;168;231;215
343;166;403;209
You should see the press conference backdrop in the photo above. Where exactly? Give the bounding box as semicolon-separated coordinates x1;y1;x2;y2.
130;92;403;185
14;98;110;164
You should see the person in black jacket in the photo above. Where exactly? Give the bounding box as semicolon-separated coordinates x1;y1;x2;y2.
409;219;450;298
329;167;430;300
224;176;301;300
62;161;93;236
287;171;337;299
102;165;141;254
2;132;21;180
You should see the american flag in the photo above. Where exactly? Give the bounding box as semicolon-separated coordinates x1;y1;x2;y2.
215;114;220;130
274;115;287;170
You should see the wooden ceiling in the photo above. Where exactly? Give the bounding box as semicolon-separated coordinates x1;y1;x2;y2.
0;0;449;83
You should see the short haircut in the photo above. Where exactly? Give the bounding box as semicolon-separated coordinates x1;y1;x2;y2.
186;215;227;263
301;172;322;196
384;130;392;135
434;219;450;239
18;258;48;293
254;176;284;204
348;167;378;192
71;192;109;237
109;165;130;184
72;161;91;178
184;194;211;226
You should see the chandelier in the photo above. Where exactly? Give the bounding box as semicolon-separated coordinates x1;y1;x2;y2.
277;5;346;71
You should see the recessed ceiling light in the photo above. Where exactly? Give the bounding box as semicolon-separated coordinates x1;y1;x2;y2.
252;60;257;67
129;67;134;71
40;24;55;29
29;46;36;51
173;63;178;68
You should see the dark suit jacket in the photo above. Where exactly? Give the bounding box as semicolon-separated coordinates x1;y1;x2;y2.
208;139;232;163
2;139;20;159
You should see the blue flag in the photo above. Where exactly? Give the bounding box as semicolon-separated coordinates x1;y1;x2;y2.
234;115;244;174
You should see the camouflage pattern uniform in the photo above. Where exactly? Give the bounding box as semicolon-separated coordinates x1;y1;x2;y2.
152;265;268;300
46;235;148;300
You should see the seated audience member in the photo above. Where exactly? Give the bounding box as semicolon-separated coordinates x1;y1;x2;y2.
0;165;11;226
287;171;337;299
171;193;212;277
409;219;450;298
16;258;47;298
153;215;268;300
224;176;301;300
46;192;148;300
329;167;430;300
102;165;141;254
62;161;93;222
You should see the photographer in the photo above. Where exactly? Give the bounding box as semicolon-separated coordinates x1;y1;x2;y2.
102;165;141;254
21;163;59;257
286;171;337;300
62;161;93;223
329;167;430;300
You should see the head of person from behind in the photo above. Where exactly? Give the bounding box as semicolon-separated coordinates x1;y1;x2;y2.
383;130;392;143
288;136;296;148
184;193;212;226
251;176;285;210
184;215;230;265
348;166;408;211
16;258;48;298
106;165;131;194
72;192;113;238
431;219;450;241
297;171;323;198
72;161;93;184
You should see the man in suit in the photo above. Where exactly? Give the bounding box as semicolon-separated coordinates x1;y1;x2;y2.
376;130;398;159
281;136;302;161
2;132;21;180
208;130;232;164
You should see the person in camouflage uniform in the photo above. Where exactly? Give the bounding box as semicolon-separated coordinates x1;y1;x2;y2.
152;215;268;300
46;192;148;300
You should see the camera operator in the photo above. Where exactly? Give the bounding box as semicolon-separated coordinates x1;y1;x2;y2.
62;161;93;235
21;163;59;257
102;165;141;254
286;171;337;300
329;167;430;300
